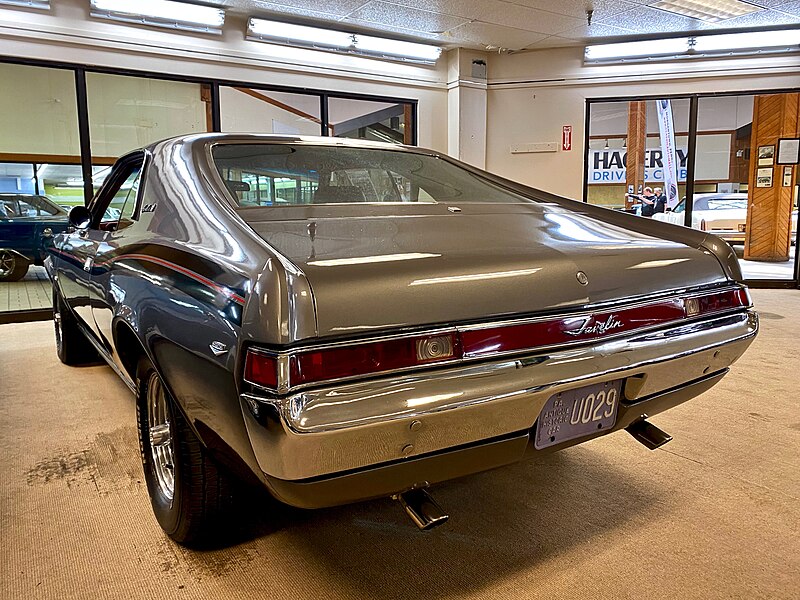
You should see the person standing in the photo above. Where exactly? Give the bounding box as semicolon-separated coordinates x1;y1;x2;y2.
652;187;667;215
626;187;656;217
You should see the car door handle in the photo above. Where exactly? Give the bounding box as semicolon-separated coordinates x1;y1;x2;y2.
83;256;94;272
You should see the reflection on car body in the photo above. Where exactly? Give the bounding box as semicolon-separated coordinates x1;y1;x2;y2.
47;134;758;544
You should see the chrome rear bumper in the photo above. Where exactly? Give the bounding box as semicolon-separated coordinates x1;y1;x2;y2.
240;310;757;496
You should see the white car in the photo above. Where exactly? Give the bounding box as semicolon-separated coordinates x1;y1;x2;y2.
654;193;797;244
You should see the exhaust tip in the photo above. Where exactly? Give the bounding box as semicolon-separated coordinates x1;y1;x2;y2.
626;416;673;450
397;488;449;531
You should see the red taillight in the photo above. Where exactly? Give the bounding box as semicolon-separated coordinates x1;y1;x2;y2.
289;333;461;387
244;287;749;392
244;350;278;389
693;288;750;315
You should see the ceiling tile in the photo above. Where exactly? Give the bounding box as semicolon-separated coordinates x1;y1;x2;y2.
468;3;586;35
595;5;705;32
230;0;366;18
521;34;583;49
708;8;800;27
343;1;471;34
246;2;351;21
556;22;641;41
380;0;488;20
747;0;799;9
502;0;640;21
442;21;551;49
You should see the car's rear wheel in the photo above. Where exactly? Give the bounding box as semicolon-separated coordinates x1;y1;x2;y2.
0;250;28;282
136;359;234;545
53;289;98;365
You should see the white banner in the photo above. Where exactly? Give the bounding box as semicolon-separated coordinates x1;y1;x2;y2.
588;148;689;184
656;99;680;209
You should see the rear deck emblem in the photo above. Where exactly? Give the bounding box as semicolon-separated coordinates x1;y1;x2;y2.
209;341;228;356
565;314;624;337
576;271;589;285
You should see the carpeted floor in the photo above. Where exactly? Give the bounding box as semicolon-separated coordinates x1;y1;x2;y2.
1;290;798;599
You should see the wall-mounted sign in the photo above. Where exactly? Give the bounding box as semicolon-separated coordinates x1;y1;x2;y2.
777;138;800;165
757;145;775;166
783;166;793;187
588;148;689;184
756;167;773;188
587;133;732;185
562;125;572;151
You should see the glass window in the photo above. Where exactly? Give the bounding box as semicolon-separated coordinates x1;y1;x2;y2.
694;94;797;281
0;64;79;310
108;168;141;230
328;97;412;144
586;98;690;219
0;63;80;157
220;87;322;135
86;73;210;160
213;144;530;207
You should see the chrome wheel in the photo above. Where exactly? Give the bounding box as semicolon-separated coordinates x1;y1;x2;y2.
147;373;175;501
0;250;15;278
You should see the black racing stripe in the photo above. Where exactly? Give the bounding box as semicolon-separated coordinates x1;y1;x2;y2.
112;257;243;326
98;243;249;300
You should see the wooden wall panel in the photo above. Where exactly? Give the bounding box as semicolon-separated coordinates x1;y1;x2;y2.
625;101;647;209
744;93;799;261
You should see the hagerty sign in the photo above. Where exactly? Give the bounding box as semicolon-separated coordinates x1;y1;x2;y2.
588;147;689;184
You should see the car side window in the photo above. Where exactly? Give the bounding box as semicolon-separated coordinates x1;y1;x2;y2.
114;170;142;231
91;156;144;231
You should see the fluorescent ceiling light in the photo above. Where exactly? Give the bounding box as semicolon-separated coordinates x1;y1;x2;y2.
90;0;225;34
651;0;761;23
692;29;800;52
586;28;800;62
247;17;442;64
355;35;442;62
585;37;689;61
248;18;354;49
0;0;49;8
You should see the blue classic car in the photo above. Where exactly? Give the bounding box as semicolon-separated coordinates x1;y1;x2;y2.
0;193;69;281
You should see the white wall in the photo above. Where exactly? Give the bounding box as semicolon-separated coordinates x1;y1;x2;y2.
486;46;800;200
0;0;449;152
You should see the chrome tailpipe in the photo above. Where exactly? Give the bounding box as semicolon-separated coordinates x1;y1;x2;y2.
626;416;673;450
397;488;449;531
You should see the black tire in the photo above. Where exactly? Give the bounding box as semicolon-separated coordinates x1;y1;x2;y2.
136;359;234;545
0;250;28;282
53;289;98;365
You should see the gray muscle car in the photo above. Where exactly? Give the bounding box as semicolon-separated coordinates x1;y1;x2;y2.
48;134;758;544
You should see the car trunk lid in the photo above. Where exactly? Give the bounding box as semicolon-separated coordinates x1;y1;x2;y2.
242;202;728;337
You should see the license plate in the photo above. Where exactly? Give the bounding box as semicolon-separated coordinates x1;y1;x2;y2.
534;380;622;449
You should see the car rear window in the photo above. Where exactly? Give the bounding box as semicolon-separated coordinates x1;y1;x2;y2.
212;143;532;207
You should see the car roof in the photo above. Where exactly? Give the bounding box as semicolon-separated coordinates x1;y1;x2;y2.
144;132;424;155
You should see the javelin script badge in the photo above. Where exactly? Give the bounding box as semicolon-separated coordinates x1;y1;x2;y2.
565;314;625;337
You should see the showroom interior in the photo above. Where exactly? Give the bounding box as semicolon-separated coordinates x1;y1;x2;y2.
0;0;798;598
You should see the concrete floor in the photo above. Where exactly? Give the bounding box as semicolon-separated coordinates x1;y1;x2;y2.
1;290;798;599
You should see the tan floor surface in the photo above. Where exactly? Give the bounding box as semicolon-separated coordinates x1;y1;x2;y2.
1;289;798;599
0;266;51;312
